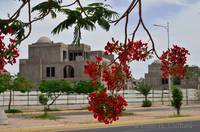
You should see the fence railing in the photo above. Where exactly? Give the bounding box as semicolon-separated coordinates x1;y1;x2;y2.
0;89;198;106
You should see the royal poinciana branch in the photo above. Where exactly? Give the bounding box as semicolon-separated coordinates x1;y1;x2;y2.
0;27;19;74
84;39;152;124
84;40;189;124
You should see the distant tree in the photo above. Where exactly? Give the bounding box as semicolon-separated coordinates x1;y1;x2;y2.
13;75;33;93
135;82;152;107
73;81;104;94
185;65;200;104
39;80;72;109
0;74;11;93
39;94;48;116
171;85;183;116
0;74;33;111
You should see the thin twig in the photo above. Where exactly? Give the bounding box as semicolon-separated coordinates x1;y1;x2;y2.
19;0;32;43
111;0;138;25
3;1;28;24
124;13;129;46
131;20;141;41
61;0;77;7
138;0;160;59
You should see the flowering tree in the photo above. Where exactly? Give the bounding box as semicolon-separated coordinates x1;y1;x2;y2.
0;0;189;124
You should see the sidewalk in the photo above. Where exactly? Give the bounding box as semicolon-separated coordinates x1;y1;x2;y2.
1;104;200;132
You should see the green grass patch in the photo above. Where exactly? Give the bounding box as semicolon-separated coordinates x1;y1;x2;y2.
158;114;191;119
32;115;63;120
121;112;137;116
5;109;22;113
168;114;190;118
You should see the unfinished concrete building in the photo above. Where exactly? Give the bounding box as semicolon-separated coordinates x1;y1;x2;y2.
19;36;114;88
145;60;200;89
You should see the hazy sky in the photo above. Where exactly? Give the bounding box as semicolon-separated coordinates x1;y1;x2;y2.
0;0;200;79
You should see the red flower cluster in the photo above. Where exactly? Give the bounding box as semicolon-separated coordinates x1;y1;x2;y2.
102;62;131;92
88;90;127;124
160;45;189;78
84;56;102;85
0;27;19;74
84;38;151;124
84;56;131;93
105;39;149;65
84;38;189;124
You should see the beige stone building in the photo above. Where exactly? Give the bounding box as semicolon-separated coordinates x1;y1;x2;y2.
144;60;168;90
19;37;114;88
145;60;200;89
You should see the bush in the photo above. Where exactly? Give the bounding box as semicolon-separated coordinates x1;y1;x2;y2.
39;94;48;116
5;109;22;113
171;85;183;115
142;100;152;107
135;82;152;107
39;80;72;109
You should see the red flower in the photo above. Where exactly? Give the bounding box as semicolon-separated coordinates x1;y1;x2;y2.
95;56;102;62
6;27;15;35
160;45;189;78
9;38;17;43
0;29;19;74
88;90;127;124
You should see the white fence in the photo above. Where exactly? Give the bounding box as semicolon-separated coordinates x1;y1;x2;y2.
0;89;198;106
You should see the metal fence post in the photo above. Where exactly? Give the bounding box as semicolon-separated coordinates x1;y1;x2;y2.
37;90;39;105
3;92;5;106
12;91;15;106
66;93;68;105
27;92;30;106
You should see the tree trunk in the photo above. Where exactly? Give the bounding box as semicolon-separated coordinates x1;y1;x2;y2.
145;95;147;102
161;87;164;105
177;107;180;116
8;90;12;111
44;106;48;116
47;94;61;110
186;88;188;105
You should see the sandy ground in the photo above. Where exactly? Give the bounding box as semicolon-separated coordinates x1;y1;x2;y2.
1;107;200;129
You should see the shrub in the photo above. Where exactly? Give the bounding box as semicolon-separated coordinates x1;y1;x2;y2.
142;100;152;107
135;82;152;107
39;94;48;116
171;85;183;116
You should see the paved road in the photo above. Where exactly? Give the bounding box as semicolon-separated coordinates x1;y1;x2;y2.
59;120;200;132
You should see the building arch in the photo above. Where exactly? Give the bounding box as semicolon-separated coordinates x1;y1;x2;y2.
63;65;74;78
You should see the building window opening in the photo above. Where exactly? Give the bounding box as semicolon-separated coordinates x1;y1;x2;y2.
46;67;55;77
46;67;50;77
51;67;55;77
69;53;74;61
162;78;168;84
69;52;83;61
63;51;67;60
63;65;74;78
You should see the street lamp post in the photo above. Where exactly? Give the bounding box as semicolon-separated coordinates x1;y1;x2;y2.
154;22;171;103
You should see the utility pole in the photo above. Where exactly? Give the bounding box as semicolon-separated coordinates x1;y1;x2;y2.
154;22;171;102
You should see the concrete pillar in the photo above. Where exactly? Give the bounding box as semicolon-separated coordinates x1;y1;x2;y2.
0;109;8;125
